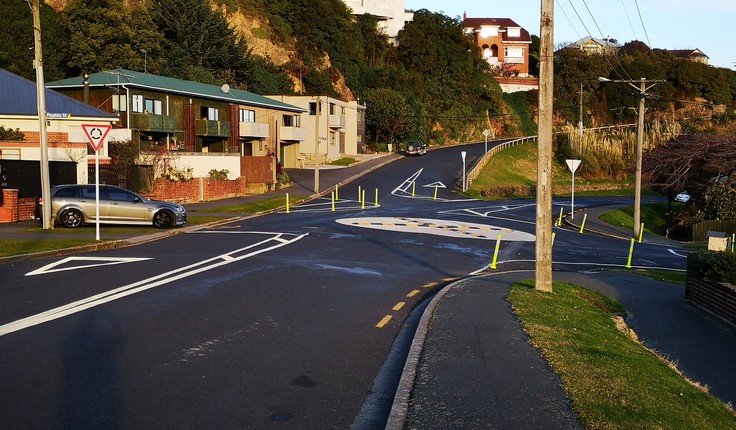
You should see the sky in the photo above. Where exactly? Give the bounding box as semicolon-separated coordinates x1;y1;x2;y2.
404;0;735;70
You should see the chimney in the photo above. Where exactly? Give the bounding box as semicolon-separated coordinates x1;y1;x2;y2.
83;72;89;105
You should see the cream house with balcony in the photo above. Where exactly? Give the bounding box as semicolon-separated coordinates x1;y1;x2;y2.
266;95;366;167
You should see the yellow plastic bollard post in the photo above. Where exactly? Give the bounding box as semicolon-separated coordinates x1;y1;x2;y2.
358;185;362;204
626;238;635;268
286;193;290;214
732;234;735;253
331;192;335;212
434;184;438;200
362;189;366;209
375;188;379;207
579;213;587;233
490;234;502;270
557;207;563;227
638;223;644;243
335;183;339;201
552;231;556;247
412;181;416;197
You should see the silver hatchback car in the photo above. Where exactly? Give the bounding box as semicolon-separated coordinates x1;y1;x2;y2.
37;184;187;229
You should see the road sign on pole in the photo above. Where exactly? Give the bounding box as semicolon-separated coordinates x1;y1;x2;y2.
461;151;467;192
483;129;490;154
81;124;112;151
81;124;112;241
566;159;582;219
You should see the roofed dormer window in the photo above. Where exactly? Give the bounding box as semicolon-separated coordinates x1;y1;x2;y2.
508;27;521;38
480;26;498;38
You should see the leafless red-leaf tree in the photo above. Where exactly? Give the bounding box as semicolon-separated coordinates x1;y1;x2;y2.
642;133;736;201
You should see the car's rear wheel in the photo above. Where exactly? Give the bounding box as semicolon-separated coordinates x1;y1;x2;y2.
153;210;175;229
60;209;83;228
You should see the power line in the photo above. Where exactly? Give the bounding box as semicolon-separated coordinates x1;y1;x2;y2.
620;0;638;39
633;0;652;48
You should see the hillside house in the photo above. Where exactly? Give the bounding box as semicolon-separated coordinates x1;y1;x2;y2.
667;49;709;65
0;68;117;222
47;70;307;181
561;36;621;55
343;0;414;38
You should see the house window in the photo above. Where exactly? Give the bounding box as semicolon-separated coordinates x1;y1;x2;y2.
240;109;255;123
282;114;300;127
309;102;317;115
144;99;162;115
503;47;525;64
508;27;521;38
131;94;144;113
329;103;336;115
200;106;219;121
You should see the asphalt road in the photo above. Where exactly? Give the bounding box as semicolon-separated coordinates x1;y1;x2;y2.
0;142;690;429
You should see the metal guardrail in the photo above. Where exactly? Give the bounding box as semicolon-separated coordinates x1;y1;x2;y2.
463;124;636;191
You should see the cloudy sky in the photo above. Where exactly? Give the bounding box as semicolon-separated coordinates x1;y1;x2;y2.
404;0;734;69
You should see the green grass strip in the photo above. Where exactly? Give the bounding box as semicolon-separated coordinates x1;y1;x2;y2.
509;281;736;429
195;196;308;214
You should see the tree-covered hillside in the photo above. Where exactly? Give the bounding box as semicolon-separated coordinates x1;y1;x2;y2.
2;0;736;147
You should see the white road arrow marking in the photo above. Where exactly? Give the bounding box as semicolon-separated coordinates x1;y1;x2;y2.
26;256;153;276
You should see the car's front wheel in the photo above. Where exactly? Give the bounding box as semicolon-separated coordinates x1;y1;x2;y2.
60;209;84;228
153;210;175;229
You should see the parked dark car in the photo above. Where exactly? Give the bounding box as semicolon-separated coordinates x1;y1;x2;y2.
405;141;427;156
36;184;187;229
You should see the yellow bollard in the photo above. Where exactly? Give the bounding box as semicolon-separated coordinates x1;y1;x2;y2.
490;234;502;270
331;192;335;212
579;213;587;233
335;183;339;201
412;181;416;197
638;223;644;243
358;185;362;204
375;188;379;207
362;189;366;209
557;207;563;227
552;231;556;247
286;193;290;214
434;184;438;200
732;234;735;253
626;238;635;268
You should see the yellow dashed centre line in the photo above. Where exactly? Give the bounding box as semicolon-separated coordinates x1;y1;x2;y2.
422;282;438;289
393;302;406;311
407;290;421;298
376;315;392;328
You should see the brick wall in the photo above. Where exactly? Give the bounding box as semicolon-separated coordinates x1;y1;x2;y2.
0;190;35;223
685;277;736;327
144;177;248;204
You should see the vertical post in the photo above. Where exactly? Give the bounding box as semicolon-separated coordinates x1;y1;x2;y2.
578;83;584;139
358;185;362;203
374;188;379;207
314;97;320;193
633;79;646;240
31;0;51;230
95;149;100;240
335;183;339;200
434;184;438;200
286;193;290;213
331;192;335;212
571;168;575;220
361;189;366;210
536;0;554;292
411;182;415;197
461;151;467;192
490;234;502;270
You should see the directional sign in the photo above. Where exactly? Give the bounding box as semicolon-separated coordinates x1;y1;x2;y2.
81;124;112;151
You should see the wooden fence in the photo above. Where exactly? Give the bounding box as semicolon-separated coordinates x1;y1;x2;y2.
692;220;736;242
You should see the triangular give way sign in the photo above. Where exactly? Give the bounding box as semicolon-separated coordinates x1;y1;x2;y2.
81;124;112;151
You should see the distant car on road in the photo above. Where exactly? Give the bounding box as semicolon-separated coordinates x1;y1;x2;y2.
674;191;690;203
36;184;187;229
405;141;427;156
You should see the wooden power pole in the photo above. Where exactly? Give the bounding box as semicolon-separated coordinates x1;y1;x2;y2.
536;0;554;292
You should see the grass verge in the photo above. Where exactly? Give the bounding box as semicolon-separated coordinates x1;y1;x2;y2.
330;157;357;166
509;280;736;429
0;238;98;257
599;203;674;236
195;196;308;213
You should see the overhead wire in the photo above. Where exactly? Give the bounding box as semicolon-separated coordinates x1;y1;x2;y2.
620;0;638;40
633;0;653;48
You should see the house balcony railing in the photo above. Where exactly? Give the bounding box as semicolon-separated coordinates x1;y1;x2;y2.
239;122;270;139
195;119;231;137
280;126;308;142
504;57;525;64
329;114;346;129
130;112;176;133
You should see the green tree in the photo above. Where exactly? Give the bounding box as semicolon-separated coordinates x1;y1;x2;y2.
364;88;412;146
60;0;163;75
0;1;66;81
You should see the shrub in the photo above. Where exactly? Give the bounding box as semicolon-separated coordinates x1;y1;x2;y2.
208;169;230;181
687;249;736;283
166;167;193;182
